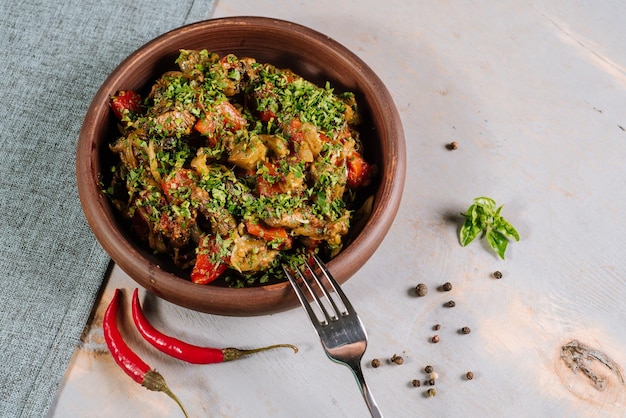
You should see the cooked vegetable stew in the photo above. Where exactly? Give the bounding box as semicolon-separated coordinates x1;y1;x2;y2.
106;50;373;287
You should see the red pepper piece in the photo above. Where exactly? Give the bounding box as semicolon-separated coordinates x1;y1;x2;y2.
194;101;247;140
258;109;276;122
190;234;228;285
161;169;197;205
245;219;292;250
255;177;283;196
215;101;246;131
194;101;246;148
346;151;372;188
190;251;227;285
286;118;304;144
255;162;283;197
103;289;189;417
193;116;216;141
131;288;298;364
109;90;142;121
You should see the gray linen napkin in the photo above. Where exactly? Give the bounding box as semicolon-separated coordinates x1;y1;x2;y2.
0;1;214;416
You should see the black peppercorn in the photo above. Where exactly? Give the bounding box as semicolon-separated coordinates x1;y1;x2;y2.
442;282;452;291
493;271;503;279
424;365;434;374
371;358;381;368
428;379;435;386
416;283;428;297
445;300;456;308
433;324;441;331
391;354;403;365
466;371;474;380
412;379;421;387
461;326;471;334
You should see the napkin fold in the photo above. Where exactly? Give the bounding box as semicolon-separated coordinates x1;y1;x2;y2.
0;1;214;416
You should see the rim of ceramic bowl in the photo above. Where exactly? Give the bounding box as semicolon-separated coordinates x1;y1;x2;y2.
76;16;406;316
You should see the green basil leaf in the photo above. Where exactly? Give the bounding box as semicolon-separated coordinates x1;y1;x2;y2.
459;218;482;246
470;203;488;227
460;197;519;258
495;218;520;241
486;229;508;259
474;196;496;210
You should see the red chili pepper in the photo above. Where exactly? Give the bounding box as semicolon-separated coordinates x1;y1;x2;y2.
131;288;298;364
103;289;189;418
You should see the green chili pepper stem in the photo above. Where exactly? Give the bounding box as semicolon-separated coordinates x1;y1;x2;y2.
222;344;299;361
142;370;189;418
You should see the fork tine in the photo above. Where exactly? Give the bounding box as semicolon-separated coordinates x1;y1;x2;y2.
300;257;342;321
309;254;354;315
296;263;338;324
282;265;323;325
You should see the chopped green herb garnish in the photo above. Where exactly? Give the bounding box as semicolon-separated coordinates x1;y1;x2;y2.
106;49;372;286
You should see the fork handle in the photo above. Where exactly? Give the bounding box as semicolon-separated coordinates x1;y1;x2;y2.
350;363;384;418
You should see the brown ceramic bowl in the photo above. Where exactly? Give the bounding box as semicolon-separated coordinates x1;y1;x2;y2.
77;16;405;316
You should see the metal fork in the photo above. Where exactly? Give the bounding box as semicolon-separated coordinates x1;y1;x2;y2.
283;254;383;418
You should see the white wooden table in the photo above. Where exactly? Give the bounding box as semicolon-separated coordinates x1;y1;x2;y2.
50;1;626;416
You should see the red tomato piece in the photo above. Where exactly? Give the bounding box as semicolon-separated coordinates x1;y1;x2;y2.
191;235;228;285
258;109;276;122
193;116;216;136
194;101;247;146
245;220;292;250
109;90;142;120
256;179;283;197
161;169;197;205
286;118;303;142
216;101;246;131
346;151;372;188
255;162;283;196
